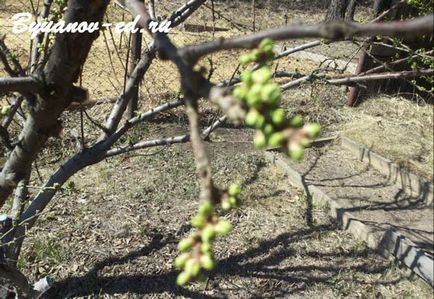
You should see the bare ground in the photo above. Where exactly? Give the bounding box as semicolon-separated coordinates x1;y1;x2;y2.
14;125;432;298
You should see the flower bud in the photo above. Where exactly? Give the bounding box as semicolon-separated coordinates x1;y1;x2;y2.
191;214;207;229
246;84;263;108
185;259;201;277
252;67;272;84
253;130;267;149
215;220;232;236
251;49;261;61
201;242;212;254
201;225;216;243
239;54;251;65
289;115;304;128
175;253;190;269
245;109;265;128
199;201;213;217
261;83;281;105
228;196;238;207
221;199;232;212
228;184;241;197
176;271;191;286
305;123;321;138
178;237;195;252
240;70;253;86
262;124;274;136
200;254;216;270
300;137;311;147
259;38;274;52
289;143;304;161
268;132;285;147
233;86;248;100
271;108;286;126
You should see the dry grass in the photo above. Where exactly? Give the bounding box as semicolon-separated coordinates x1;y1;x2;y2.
17;128;433;298
339;96;433;179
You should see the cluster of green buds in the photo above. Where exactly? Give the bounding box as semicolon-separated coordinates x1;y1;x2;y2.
233;38;321;160
175;184;241;286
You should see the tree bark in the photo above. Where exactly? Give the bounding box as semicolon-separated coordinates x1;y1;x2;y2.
127;29;143;119
0;0;110;207
325;0;349;21
345;0;357;21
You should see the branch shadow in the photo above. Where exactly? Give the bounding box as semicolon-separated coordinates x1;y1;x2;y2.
45;224;408;298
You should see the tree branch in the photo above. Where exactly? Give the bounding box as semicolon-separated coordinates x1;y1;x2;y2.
0;38;25;77
0;77;42;94
179;14;434;64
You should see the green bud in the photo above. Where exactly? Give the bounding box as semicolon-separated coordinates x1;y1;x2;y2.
240;70;253;86
305;123;321;138
201;225;216;243
251;49;261;61
176;271;191;286
178;237;195;252
185;259;201;277
245;109;265;128
289;115;304;128
262;124;274;136
200;254;216;271
259;38;274;51
228;184;241;197
201;242;212;254
191;214;207;229
289;143;304;161
262;43;274;54
253;130;267;149
246;84;263;108
233;86;248;100
229;196;238;207
268;132;285;147
175;253;190;269
215;220;232;236
261;83;281;105
239;54;251;65
221;199;232;212
271;108;286;126
300;137;311;147
252;67;272;84
199;201;213;217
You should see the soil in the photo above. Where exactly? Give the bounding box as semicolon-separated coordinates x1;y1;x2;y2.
14;125;431;298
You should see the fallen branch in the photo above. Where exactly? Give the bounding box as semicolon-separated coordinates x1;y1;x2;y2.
327;68;434;85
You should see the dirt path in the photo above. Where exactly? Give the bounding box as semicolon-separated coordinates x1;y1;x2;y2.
280;140;433;257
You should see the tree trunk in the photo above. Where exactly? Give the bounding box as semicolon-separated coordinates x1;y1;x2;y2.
345;0;357;21
325;0;348;21
127;29;142;119
0;0;110;207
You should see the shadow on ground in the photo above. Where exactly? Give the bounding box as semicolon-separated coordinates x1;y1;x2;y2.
45;223;407;298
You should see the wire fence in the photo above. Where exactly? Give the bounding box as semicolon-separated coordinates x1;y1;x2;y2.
1;0;431;129
0;0;346;111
